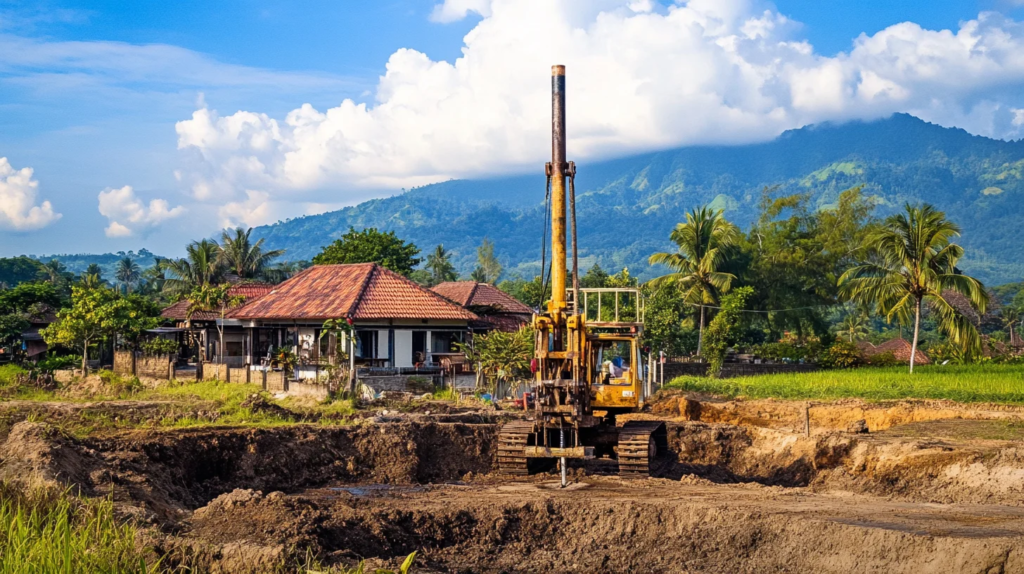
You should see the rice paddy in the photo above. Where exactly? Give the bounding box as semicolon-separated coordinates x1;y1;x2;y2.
665;364;1024;404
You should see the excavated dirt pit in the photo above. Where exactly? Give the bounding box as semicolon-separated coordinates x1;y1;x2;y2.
4;407;1024;572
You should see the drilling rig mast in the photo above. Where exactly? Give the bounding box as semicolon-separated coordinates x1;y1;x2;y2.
496;66;667;483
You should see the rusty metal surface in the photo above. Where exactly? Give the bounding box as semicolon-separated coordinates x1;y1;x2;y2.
549;64;567;312
523;446;594;459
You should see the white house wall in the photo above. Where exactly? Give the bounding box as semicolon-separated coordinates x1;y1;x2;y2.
394;330;413;368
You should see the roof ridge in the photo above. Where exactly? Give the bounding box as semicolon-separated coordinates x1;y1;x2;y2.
346;263;378;318
466;282;480;307
370;265;478;320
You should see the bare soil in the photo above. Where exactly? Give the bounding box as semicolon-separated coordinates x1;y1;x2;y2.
3;394;1024;572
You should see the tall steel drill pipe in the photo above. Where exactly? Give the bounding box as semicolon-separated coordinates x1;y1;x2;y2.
550;64;567;314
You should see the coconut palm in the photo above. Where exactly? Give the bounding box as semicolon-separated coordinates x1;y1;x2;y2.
79;272;104;290
218;227;285;280
839;204;988;373
837;312;869;343
1002;306;1021;345
114;257;141;293
163;239;223;296
425;244;457;285
43;259;67;284
648;206;740;356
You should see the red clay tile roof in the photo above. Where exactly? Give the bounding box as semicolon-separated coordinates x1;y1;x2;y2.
865;338;931;365
432;282;533;314
161;283;274;321
230;264;478;321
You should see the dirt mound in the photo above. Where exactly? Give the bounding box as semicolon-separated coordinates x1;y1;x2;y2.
0;422;103;491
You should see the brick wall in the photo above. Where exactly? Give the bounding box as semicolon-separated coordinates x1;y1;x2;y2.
113;350;173;379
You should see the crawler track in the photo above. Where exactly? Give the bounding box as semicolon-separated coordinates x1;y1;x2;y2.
617;420;668;478
496;420;539;475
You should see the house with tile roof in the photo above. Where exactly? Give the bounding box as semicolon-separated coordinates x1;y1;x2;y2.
431;281;532;332
863;338;931;366
160;283;275;364
224;264;478;370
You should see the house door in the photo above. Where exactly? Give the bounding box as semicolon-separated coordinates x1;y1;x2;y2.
412;331;426;365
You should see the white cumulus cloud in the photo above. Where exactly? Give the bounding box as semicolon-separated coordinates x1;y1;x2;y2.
97;185;185;238
217;190;273;229
0;157;61;231
175;0;1024;226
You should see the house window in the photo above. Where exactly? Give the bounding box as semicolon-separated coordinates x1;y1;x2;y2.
356;330;377;359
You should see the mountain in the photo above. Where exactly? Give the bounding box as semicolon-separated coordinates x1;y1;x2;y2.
252;114;1024;285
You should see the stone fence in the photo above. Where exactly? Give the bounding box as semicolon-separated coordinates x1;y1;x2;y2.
113;350;176;379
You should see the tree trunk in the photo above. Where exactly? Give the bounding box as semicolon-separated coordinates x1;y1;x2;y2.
81;339;89;376
910;298;922;374
697;305;705;358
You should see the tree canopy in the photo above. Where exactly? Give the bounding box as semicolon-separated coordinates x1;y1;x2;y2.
312;227;420;275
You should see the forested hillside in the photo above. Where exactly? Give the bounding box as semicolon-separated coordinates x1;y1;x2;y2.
252;114;1024;284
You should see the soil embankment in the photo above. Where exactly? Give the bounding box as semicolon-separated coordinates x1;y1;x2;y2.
3;402;1024;572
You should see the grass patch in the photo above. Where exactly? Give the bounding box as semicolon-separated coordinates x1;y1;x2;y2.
0;483;155;573
665;364;1024;404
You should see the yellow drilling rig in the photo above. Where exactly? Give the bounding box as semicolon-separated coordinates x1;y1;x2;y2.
497;65;667;482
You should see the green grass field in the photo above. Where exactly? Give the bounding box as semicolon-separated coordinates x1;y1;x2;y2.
665;364;1024;404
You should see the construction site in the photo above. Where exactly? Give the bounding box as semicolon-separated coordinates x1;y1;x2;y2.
1;65;1023;573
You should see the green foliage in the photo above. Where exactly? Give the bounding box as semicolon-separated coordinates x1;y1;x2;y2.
649;206;740;354
817;340;863;369
498;276;544;309
312;227;420;275
641;281;693;356
163;239;223;296
665;364;1024;404
97;370;144;397
0;282;60;314
0;257;46;287
219;227;286;279
473;238;502;284
840;203;989;372
424;244;458;285
114;257;141;293
33;355;80;373
140;337;178;356
580;263;609;288
751;341;820;363
0;483;154;573
702;286;753;377
457;327;533;394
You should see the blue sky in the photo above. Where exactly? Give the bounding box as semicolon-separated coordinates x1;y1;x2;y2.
2;0;1024;257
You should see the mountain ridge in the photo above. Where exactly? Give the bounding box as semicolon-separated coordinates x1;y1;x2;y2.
252;113;1024;284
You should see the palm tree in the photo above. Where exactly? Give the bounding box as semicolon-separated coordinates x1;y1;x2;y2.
837;312;869;343
164;239;222;296
43;259;67;284
115;257;141;293
1002;306;1021;345
426;244;457;284
218;227;285;280
648;206;740;356
79;272;103;290
839;204;988;373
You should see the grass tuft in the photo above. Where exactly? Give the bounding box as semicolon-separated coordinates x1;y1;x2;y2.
0;483;155;573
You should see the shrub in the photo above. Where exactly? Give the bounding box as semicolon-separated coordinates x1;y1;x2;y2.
865;351;902;367
703;287;753;377
33;354;81;373
818;341;863;369
140;337;178;356
97;370;144;397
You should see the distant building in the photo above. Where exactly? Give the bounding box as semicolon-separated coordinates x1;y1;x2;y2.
863;338;931;365
161;283;275;364
227;264;478;369
431;281;533;332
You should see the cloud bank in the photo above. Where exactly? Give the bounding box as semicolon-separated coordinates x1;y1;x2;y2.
0;157;61;231
164;0;1024;225
97;185;184;238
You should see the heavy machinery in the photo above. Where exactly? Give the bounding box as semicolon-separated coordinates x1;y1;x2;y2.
497;65;667;482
